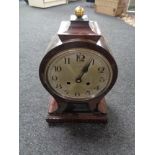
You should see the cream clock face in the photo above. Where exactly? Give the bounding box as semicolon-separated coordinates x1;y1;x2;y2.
45;48;113;101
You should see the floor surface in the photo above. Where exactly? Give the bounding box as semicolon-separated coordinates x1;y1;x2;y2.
20;1;135;155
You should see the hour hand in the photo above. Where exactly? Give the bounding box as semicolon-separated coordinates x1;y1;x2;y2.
75;58;93;83
81;58;92;73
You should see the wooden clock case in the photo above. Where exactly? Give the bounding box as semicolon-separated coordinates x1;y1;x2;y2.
39;15;118;124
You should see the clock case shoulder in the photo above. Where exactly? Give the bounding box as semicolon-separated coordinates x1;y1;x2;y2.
58;14;101;42
46;15;110;52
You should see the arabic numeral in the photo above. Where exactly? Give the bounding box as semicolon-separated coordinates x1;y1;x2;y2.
95;86;100;90
54;66;62;72
86;90;91;95
75;92;80;96
92;59;95;65
56;84;62;89
98;67;105;73
99;77;105;82
76;53;85;62
51;75;58;81
64;57;70;64
64;90;69;94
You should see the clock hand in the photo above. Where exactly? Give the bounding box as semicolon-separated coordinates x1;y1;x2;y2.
76;58;93;83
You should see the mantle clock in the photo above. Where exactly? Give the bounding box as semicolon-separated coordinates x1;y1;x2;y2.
39;6;118;124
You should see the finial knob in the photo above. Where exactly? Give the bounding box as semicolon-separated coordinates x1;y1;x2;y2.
74;6;85;18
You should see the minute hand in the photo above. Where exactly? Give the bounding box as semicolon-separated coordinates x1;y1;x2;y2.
76;58;92;83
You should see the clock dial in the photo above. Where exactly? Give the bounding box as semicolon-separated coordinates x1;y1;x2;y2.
44;48;113;101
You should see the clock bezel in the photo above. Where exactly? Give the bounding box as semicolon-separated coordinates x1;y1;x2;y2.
39;39;118;104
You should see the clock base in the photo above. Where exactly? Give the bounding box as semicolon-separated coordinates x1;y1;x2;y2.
46;112;107;124
46;97;108;125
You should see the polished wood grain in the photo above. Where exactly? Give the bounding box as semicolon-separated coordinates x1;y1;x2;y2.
39;14;118;124
46;96;108;124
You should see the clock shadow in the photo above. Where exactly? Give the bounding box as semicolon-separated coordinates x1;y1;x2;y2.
48;106;126;145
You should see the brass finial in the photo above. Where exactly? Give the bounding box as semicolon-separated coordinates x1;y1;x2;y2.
74;6;85;18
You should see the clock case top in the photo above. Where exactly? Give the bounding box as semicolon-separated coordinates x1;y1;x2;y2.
39;15;118;105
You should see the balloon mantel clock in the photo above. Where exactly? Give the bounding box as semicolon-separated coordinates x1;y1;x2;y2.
39;6;118;124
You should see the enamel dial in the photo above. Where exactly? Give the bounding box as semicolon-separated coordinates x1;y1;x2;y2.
44;48;113;101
